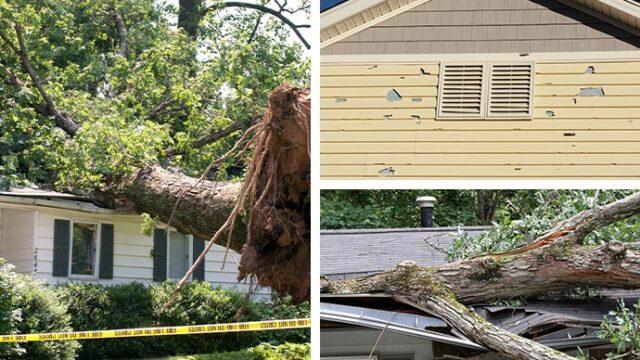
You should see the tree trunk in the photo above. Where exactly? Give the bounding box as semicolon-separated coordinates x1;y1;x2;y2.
322;192;640;359
96;85;310;302
324;263;574;360
178;0;204;38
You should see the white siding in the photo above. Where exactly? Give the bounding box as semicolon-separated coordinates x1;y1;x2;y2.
34;208;269;298
0;208;36;274
321;328;434;359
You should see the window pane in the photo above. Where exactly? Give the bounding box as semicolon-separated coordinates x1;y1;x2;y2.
71;223;97;275
169;232;189;279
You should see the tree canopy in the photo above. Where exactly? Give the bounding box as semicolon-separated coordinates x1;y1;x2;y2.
0;0;309;190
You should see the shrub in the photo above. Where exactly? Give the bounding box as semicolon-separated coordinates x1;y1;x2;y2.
56;282;154;359
56;281;309;359
178;342;311;360
248;342;310;360
254;297;310;345
0;260;79;359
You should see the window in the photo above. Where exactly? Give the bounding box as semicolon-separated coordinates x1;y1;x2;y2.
168;231;191;280
437;62;534;119
53;219;114;279
70;222;99;277
152;228;205;282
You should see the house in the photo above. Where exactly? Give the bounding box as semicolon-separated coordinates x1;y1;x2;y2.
320;200;630;359
320;0;640;179
0;188;268;297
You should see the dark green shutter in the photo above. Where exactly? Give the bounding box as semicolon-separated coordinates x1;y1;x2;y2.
52;219;70;277
192;236;206;281
99;224;114;279
153;229;167;282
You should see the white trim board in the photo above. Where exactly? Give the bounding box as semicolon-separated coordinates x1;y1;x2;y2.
321;51;640;64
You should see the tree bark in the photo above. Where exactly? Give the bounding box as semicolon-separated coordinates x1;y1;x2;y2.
324;263;575;360
96;85;310;302
322;192;640;359
178;0;204;38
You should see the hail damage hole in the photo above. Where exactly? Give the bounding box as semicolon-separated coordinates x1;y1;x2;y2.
585;66;595;74
386;89;402;102
411;114;421;119
578;87;605;96
546;110;556;117
383;114;393;120
572;98;577;104
411;97;422;103
368;64;378;70
335;98;347;103
519;53;530;57
420;68;431;75
563;132;576;137
378;167;395;176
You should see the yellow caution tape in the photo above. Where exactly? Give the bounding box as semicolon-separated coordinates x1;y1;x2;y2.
0;318;311;343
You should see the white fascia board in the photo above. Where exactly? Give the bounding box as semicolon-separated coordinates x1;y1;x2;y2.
321;0;385;29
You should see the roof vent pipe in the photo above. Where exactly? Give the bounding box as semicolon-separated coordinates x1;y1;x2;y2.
416;196;436;228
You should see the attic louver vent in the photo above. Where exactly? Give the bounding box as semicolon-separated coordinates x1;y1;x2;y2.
487;64;533;118
437;64;485;118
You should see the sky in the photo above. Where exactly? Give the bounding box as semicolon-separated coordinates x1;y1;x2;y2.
165;0;310;55
321;0;349;12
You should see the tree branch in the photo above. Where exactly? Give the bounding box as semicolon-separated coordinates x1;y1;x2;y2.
480;192;640;257
0;24;79;136
164;117;256;158
247;14;263;44
202;1;311;49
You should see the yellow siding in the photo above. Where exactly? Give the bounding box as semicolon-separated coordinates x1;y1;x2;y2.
320;60;640;179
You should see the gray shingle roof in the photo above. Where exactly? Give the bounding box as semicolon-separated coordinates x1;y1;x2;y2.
321;226;487;279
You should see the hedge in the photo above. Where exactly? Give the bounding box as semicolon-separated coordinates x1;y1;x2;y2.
0;260;309;360
56;281;310;359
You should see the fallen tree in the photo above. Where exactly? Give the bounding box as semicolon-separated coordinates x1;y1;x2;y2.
322;192;640;359
1;3;310;302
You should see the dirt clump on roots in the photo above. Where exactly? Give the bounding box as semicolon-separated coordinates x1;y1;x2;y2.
237;84;310;303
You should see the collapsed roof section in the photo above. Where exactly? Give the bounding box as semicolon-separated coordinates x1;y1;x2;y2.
321;293;620;352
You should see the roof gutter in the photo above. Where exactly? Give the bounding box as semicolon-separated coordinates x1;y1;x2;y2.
0;195;117;214
321;309;486;351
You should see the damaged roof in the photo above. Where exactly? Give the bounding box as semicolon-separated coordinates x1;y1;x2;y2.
0;187;127;214
321;293;617;351
321;226;487;280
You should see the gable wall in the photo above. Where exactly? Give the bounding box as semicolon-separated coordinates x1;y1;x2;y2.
31;208;269;297
321;59;640;179
0;208;36;274
322;0;640;55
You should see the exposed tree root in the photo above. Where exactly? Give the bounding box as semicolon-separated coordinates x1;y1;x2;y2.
163;84;310;304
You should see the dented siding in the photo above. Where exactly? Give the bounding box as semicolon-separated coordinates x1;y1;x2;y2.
321;0;640;55
320;60;640;179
